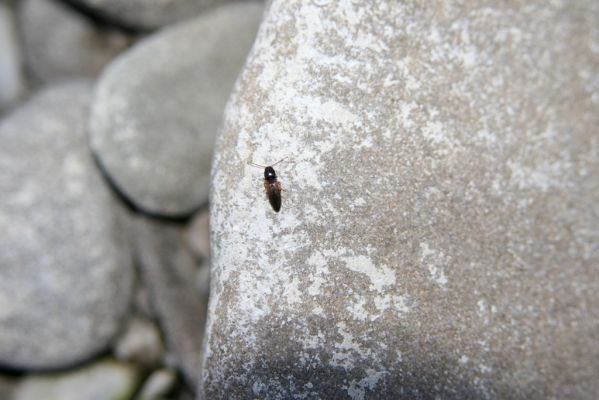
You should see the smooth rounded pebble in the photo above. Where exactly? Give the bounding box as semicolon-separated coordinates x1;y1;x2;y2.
89;2;264;217
12;359;139;400
114;316;164;367
0;82;134;370
200;1;599;399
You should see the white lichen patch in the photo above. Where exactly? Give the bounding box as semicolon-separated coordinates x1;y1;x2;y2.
507;158;570;193
341;255;396;292
420;242;449;287
346;297;368;321
345;368;389;400
373;294;410;317
330;322;372;370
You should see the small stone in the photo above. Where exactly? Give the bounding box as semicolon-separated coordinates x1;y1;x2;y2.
18;0;130;85
134;217;207;389
0;82;134;370
133;282;154;319
0;375;17;400
137;369;177;400
89;2;263;217
0;3;25;111
186;209;210;260
114;317;164;367
12;359;139;400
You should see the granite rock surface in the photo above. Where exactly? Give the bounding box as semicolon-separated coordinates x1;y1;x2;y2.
201;1;599;399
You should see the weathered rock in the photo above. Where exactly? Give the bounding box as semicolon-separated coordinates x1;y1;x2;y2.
12;359;139;400
114;316;164;367
18;0;130;85
137;368;178;400
200;1;599;399
134;218;208;388
71;0;229;31
89;2;263;217
0;82;134;370
0;3;25;111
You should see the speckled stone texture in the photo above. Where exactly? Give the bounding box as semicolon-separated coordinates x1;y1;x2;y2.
201;1;599;399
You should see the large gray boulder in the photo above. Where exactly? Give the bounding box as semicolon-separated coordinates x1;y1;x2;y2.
200;1;599;399
0;82;134;370
89;2;264;217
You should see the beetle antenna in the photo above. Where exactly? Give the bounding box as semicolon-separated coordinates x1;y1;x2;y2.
271;156;288;166
247;161;267;169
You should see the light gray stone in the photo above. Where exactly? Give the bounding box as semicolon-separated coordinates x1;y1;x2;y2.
186;209;211;261
137;368;178;400
0;82;134;370
134;218;208;389
12;359;139;400
71;0;229;31
0;3;25;111
89;2;264;217
114;316;164;367
18;0;130;85
200;1;599;399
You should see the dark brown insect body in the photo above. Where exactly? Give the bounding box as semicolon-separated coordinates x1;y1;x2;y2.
249;158;286;213
263;166;282;212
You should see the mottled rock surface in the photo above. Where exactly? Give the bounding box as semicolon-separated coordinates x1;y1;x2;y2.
72;0;227;30
0;3;25;111
18;0;129;86
0;82;133;370
201;1;599;399
89;2;264;217
12;359;139;400
135;218;208;388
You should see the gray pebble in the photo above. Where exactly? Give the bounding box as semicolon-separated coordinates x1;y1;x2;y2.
18;0;130;85
89;2;264;217
0;82;134;370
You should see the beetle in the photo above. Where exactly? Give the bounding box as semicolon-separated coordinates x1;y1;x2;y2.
248;157;287;212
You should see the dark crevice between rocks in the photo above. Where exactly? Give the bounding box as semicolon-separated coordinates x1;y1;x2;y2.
0;348;114;376
89;148;203;224
57;0;151;35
